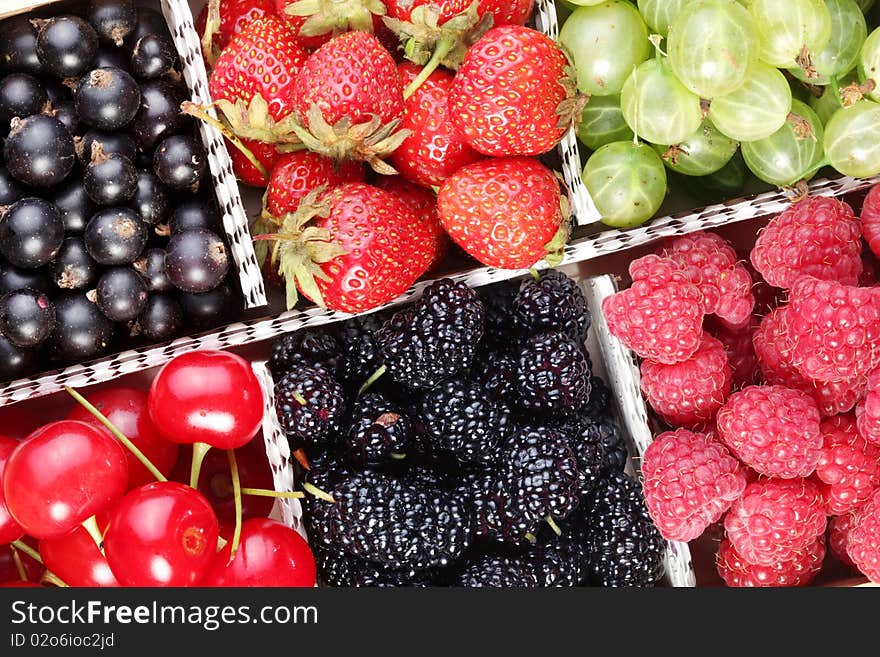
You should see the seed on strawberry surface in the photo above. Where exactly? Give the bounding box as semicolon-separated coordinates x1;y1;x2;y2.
265;151;363;217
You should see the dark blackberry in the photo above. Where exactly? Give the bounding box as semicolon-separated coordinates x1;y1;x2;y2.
269;329;340;377
453;554;539;588
418;378;511;466
516;331;591;417
336;318;383;391
528;521;591;587
512;269;591;343
314;548;436;587
583;376;611;416
376;278;484;390
273;366;346;455
307;470;472;570
590;416;628;475
583;473;665;588
555;414;607;497
474;351;517;403
477;279;519;352
401;465;450;491
343;392;413;466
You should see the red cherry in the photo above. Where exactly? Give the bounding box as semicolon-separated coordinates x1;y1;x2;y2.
67;387;179;489
0;538;42;582
148;351;264;450
3;421;128;539
0;435;25;544
104;482;219;587
0;406;40;440
202;518;315;587
39;515;119;587
1;581;42;587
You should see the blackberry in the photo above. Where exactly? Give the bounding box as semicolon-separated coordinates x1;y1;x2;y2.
528;520;591;587
474;351;517;403
274;366;346;455
583;473;665;588
454;554;539;587
556;415;607;497
269;329;340;377
591;416;628;475
583;376;612;416
308;470;472;570
477;279;519;352
401;465;450;491
336;328;381;390
418;378;511;466
376;279;484;390
344;392;413;466
512;269;591;343
516;332;591;417
314;548;436;587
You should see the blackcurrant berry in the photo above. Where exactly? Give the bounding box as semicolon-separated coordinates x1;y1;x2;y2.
129;171;169;226
50;237;99;291
153;135;207;192
77;129;137;162
0;73;48;130
130;34;176;80
3;114;75;188
133;248;173;293
0;288;55;348
137;293;182;341
130;79;190;152
165;229;230;293
84;149;137;206
124;8;172;51
0;167;24;206
48;292;115;363
42;79;71;106
0;334;35;382
0;265;51;296
0;197;64;269
92;47;129;71
87;0;136;47
48;178;95;234
93;266;147;322
179;282;237;329
75;67;141;131
0;17;41;77
51;101;81;135
84;207;148;265
170;198;221;234
35;16;99;79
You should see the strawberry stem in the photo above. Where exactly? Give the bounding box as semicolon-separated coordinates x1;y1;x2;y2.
241;487;306;498
227;449;243;561
190;441;213;489
81;515;104;554
11;540;42;565
358;365;387;396
403;36;456;100
181;101;270;180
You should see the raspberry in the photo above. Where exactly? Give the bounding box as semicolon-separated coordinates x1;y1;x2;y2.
717;385;822;479
640;333;733;427
602;254;705;365
829;512;858;567
754;306;867;417
716;535;825;587
707;317;759;389
742;257;783;317
856;367;880;447
659;231;754;328
813;414;880;515
848;488;880;582
724;478;827;566
751;196;862;288
642;429;747;541
861;184;880;259
783;276;880;383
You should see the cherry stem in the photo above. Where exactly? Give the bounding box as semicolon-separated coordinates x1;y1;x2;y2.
227;449;243;560
403;36;455;100
190;441;212;489
10;547;27;581
11;539;43;565
302;482;336;503
240;487;305;499
545;515;562;536
81;515;104;554
65;386;168;483
41;570;69;588
358;364;387;396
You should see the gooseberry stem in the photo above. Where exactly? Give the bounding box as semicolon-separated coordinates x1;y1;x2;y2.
227;449;243;560
190;442;212;489
11;540;42;565
241;487;305;498
81;515;104;554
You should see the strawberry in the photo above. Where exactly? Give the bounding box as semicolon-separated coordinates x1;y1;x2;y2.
266;151;364;216
227;137;283;187
374;175;448;269
208;15;309;143
389;62;483;188
449;25;582;156
437;157;568;269
273;0;389;50
290;31;407;173
264;182;436;312
197;0;279;62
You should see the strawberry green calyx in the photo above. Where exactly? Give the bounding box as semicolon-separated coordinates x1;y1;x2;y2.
543;222;570;268
201;0;223;67
209;95;304;148
556;66;589;135
285;0;386;37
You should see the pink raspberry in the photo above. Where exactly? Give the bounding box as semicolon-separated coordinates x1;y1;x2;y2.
716;534;825;587
751;196;862;288
829;512;858;567
724;477;827;566
707;317;759;389
754;306;867;417
813;414;880;516
642;429;747;541
742;257;782;317
659;232;754;328
860;184;880;259
602;254;705;364
783;276;880;384
847;488;880;582
856;367;880;447
716;385;822;479
640;333;733;427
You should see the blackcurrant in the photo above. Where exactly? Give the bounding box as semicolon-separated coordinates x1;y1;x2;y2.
130;34;176;80
48;178;95;234
51;101;81;135
153;135;207;192
3;114;75;187
0;197;64;269
129;170;169;226
165;229;229;293
124;8;172;51
87;0;136;47
0;73;48;130
133;247;172;292
48;292;114;363
50;236;99;291
137;293;182;341
0;288;55;348
0;265;51;296
170;198;221;234
35;16;99;79
179;282;237;329
75;67;141;131
84;207;148;265
0;167;23;206
93;266;147;322
42;79;71;106
92;47;130;71
84;149;137;206
0;334;35;382
77;129;137;162
130;79;190;152
0;17;41;77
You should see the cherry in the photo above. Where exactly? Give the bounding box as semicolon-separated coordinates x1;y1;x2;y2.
67;387;179;489
0;538;42;583
2;421;128;539
104;481;219;586
1;581;42;587
202;518;315;587
0;436;25;544
0;406;39;440
39;515;118;587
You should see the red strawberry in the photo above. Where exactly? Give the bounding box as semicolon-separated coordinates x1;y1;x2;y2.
389;62;483;188
437;157;568;269
264;182;436;312
290;31;406;173
266;151;364;217
197;0;278;61
273;0;389;50
374;175;448;269
208;16;309;142
449;25;581;156
227;137;283;187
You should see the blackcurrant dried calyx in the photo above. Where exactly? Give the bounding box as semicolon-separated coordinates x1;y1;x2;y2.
0;334;35;382
133;248;173;292
48;292;115;363
3;114;75;188
84;207;148;265
51;237;99;290
129;171;169;226
75;67;141;131
0;197;65;269
87;0;136;47
83;144;138;206
130;79;190;152
92;266;148;322
49;178;95;234
131;34;177;80
0;73;48;130
0;288;55;348
0;16;42;77
76;129;137;162
154;135;207;192
34;16;99;79
135;293;182;341
165;229;230;293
